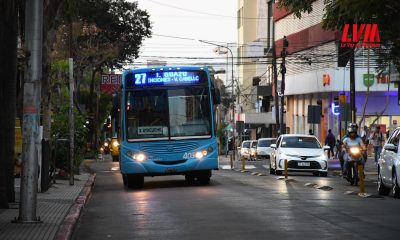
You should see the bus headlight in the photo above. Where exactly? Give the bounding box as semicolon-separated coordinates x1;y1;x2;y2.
134;153;146;162
127;151;147;162
195;151;204;159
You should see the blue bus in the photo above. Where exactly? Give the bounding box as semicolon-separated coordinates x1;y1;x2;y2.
117;66;221;188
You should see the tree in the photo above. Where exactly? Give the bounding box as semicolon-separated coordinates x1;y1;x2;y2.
0;0;18;208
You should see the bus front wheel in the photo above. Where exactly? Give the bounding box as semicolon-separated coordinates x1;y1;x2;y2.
198;170;211;185
127;174;144;189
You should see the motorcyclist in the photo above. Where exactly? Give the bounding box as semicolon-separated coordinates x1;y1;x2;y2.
342;123;366;179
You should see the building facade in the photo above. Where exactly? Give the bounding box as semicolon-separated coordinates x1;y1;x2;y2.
273;0;399;142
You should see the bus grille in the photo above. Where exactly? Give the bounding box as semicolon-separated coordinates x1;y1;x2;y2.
140;142;199;154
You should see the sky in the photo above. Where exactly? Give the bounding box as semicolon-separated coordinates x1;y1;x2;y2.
130;0;238;69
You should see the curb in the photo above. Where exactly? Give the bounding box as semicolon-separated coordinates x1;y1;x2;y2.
55;173;96;240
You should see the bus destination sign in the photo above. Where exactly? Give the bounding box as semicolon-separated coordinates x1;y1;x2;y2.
126;71;205;87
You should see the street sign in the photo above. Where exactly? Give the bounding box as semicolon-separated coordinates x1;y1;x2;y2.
100;74;121;95
339;103;352;121
236;121;244;133
307;105;321;124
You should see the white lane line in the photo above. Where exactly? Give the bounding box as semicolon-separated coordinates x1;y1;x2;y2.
221;165;232;170
111;167;120;171
221;165;256;170
262;165;270;169
245;165;256;169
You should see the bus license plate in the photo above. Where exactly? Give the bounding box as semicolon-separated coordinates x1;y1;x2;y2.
298;162;310;167
165;168;177;173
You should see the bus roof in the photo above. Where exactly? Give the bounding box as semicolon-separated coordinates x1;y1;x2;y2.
123;66;209;75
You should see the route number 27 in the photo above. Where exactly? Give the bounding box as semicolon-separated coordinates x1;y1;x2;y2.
135;73;147;85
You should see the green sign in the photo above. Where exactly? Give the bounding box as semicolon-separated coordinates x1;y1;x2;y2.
363;73;375;87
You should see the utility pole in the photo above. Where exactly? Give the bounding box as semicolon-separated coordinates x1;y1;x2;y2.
199;40;236;161
16;0;43;223
280;36;289;135
272;40;280;136
69;58;75;185
349;48;356;123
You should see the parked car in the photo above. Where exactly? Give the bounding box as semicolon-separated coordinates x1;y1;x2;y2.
240;140;258;161
256;138;276;160
249;140;258;161
377;127;400;198
270;134;329;176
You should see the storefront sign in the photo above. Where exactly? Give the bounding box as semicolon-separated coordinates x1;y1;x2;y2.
341;24;380;48
363;74;375;87
100;74;121;95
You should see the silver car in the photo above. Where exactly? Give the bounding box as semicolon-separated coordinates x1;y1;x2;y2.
378;127;400;198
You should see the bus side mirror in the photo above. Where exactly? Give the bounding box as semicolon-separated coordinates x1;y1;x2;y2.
213;88;221;105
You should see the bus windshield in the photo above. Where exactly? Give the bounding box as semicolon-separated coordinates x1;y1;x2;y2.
125;87;211;141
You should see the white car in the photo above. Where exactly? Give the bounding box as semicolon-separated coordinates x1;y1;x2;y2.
377;127;400;198
256;138;276;160
240;140;257;161
270;134;329;176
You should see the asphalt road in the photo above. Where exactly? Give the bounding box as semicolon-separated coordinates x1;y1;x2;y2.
72;155;400;240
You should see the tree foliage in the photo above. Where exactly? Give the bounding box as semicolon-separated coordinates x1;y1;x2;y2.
277;0;400;70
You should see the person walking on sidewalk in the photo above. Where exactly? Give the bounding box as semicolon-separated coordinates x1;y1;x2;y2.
325;129;336;159
371;126;384;164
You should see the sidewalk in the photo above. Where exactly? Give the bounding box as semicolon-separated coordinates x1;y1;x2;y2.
0;171;95;240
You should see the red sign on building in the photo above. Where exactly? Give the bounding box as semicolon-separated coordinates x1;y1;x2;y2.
341;24;381;48
100;74;121;95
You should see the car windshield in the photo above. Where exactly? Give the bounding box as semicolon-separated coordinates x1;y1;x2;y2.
280;136;321;148
258;139;274;147
251;141;257;148
242;141;250;148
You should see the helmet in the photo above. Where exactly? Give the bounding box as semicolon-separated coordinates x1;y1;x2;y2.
347;123;358;133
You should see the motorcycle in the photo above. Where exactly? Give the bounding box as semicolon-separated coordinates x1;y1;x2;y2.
344;146;364;186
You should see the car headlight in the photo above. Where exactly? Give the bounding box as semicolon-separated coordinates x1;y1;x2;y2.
316;154;327;160
104;142;109;147
279;152;288;159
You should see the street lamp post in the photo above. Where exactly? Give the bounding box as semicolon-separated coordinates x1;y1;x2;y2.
199;40;236;161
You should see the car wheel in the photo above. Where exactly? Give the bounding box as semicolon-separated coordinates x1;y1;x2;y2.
269;167;275;175
269;159;275;175
127;174;144;189
378;170;390;196
392;170;400;198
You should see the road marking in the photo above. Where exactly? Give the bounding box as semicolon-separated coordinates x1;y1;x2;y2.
111;167;120;171
220;165;256;170
221;165;233;170
262;165;270;169
245;165;256;169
